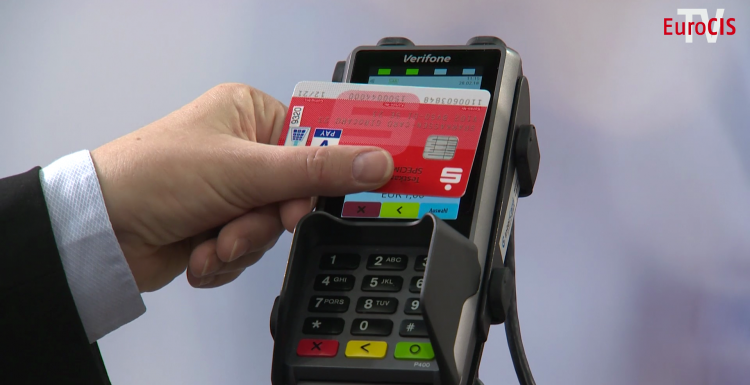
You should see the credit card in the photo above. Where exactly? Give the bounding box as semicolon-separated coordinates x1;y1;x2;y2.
278;81;490;198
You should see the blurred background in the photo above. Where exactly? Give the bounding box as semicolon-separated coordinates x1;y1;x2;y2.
1;1;749;384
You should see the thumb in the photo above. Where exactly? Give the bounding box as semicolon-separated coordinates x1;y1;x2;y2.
245;144;394;205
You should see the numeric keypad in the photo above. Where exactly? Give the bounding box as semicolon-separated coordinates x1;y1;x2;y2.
300;251;433;361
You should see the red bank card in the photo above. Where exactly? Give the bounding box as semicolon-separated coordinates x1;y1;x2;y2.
277;81;490;198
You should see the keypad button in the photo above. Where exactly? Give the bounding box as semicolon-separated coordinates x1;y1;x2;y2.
404;298;422;315
415;255;428;271
297;339;339;357
345;340;388;359
356;297;398;314
399;319;429;338
308;296;350;313
314;274;355;291
361;275;403;292
367;254;408;270
320;253;360;270
394;342;434;360
350;319;393;336
409;276;424;293
302;317;344;335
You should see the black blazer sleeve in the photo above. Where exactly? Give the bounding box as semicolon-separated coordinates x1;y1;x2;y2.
0;167;110;384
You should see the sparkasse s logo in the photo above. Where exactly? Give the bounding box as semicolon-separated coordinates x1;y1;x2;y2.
664;9;736;43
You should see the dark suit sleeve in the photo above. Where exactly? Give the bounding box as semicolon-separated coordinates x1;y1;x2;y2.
0;167;110;384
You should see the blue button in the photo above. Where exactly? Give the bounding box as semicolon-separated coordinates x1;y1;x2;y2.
418;203;459;219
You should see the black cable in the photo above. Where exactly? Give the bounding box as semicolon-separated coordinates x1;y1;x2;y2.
504;225;536;385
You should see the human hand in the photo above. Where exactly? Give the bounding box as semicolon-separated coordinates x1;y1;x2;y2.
90;84;393;292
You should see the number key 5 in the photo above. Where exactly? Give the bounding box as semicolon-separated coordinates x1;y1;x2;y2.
361;275;403;292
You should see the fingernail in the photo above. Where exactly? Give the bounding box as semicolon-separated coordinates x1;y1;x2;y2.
200;259;211;277
229;239;250;262
199;275;215;287
352;150;391;183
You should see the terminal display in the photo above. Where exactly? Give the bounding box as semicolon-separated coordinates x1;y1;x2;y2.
342;66;485;220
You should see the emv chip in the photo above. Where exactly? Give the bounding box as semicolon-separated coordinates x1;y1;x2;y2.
423;135;458;160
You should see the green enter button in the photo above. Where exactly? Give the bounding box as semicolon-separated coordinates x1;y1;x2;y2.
394;342;434;360
380;203;419;218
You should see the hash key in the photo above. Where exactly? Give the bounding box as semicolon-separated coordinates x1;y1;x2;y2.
399;319;429;338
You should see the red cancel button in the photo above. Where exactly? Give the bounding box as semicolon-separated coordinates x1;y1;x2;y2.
297;339;339;357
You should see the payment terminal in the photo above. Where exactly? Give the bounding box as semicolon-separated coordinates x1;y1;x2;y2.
270;36;540;385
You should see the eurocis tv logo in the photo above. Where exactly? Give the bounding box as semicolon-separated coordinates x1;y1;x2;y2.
664;9;736;43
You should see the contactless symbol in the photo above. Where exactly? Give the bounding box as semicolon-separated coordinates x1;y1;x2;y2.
423;135;458;160
439;167;463;191
409;344;421;354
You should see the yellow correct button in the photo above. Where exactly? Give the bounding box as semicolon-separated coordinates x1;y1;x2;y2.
345;340;387;359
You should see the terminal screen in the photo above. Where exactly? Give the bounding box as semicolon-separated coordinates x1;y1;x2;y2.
341;66;484;220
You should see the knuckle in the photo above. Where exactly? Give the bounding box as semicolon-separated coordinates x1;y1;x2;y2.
212;82;244;95
230;84;255;104
305;147;333;185
212;83;255;104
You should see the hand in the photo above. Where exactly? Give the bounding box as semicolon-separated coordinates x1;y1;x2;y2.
90;83;393;292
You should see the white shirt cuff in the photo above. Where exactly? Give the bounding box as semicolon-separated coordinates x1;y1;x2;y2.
39;150;146;343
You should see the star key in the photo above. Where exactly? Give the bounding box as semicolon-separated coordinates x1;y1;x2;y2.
302;317;344;335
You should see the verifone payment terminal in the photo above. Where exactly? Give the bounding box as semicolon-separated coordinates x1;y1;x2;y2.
270;36;540;385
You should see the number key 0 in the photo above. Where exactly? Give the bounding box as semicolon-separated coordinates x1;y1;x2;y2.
351;319;393;336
